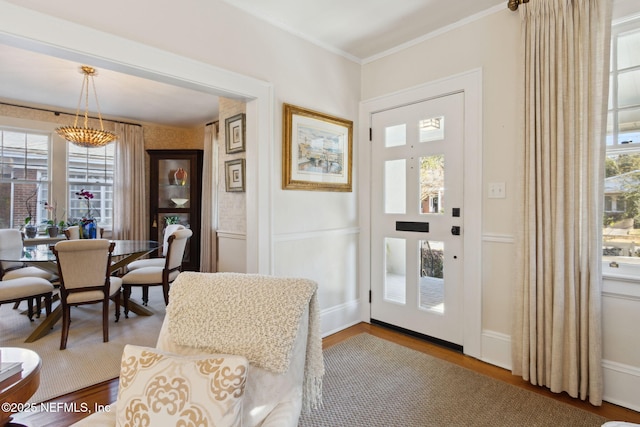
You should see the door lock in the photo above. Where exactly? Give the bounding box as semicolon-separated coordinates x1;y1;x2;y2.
451;226;461;236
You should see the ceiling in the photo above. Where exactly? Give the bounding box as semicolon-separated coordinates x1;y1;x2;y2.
0;0;505;127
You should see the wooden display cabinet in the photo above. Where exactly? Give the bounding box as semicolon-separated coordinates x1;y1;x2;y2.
147;149;203;271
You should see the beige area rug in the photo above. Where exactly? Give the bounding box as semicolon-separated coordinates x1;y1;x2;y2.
0;287;166;403
298;334;609;427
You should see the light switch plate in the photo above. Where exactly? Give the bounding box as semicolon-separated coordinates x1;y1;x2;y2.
488;182;506;199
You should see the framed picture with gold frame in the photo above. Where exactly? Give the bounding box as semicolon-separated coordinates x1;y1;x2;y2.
225;113;246;154
225;158;245;192
282;103;353;192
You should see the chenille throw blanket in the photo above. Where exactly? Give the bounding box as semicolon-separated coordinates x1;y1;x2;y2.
166;272;324;412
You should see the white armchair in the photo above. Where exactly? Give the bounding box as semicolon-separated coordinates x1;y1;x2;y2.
72;272;323;427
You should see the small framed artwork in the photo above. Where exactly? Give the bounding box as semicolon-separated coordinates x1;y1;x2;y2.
225;158;245;192
225;113;246;154
282;103;352;192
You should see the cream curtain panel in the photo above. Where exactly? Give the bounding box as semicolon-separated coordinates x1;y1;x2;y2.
200;123;218;272
113;123;147;241
512;0;611;405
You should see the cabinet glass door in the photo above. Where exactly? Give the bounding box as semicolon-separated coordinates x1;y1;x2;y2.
158;159;191;209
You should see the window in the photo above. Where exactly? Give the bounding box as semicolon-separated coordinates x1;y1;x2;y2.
604;18;640;263
0;128;50;229
0;120;115;234
67;144;114;227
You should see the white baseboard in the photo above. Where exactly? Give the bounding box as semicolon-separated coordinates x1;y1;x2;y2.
320;299;361;337
603;359;640;412
479;330;640;412
481;329;512;370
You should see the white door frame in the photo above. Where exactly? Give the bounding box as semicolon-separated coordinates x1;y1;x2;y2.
0;1;274;275
359;69;483;358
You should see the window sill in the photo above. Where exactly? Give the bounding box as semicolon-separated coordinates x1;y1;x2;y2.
602;260;640;300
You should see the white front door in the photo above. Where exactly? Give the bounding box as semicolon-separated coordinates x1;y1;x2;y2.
370;92;464;346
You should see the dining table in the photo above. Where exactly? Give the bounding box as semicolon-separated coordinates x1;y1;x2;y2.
0;239;159;343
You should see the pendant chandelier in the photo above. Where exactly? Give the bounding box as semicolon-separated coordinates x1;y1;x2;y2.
55;65;117;148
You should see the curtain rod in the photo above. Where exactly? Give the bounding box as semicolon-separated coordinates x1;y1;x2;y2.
0;101;142;127
507;0;529;11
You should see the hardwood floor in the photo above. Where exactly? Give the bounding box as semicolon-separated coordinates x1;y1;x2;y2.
11;322;640;426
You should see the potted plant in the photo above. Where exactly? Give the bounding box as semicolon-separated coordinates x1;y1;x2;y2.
75;189;97;238
44;201;65;237
165;215;180;225
22;186;38;238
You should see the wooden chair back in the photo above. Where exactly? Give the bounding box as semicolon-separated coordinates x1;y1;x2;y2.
53;239;114;299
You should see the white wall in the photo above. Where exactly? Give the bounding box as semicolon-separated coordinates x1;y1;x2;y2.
0;0;362;332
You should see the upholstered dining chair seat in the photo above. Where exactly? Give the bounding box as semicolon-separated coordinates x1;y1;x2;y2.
2;266;55;281
0;277;54;321
65;277;122;304
125;258;165;271
121;267;180;285
0;277;54;299
0;229;56;282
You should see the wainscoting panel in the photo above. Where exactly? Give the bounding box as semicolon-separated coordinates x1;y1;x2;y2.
274;228;359;335
217;231;246;273
603;359;640;412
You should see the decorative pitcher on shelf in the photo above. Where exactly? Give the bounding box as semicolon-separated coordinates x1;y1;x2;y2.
174;168;187;186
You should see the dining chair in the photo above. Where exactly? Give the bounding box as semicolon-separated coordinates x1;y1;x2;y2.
125;224;186;271
0;229;56;281
0;277;54;321
63;226;104;239
53;239;122;350
121;229;192;317
63;226;80;240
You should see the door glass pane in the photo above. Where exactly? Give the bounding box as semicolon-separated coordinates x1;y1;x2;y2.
385;159;406;214
385;124;406;147
420;154;445;214
419;240;444;313
158;159;191;208
384;237;406;304
419;116;445;142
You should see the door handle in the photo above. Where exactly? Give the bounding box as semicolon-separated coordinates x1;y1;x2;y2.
451;226;461;236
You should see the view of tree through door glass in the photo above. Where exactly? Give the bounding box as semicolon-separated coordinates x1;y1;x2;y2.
604;19;640;264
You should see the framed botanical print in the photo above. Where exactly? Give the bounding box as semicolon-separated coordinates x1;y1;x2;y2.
225;113;246;154
225;158;245;192
282;103;353;192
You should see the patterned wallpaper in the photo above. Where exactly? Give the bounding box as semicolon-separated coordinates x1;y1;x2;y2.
0;102;204;149
217;97;247;234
